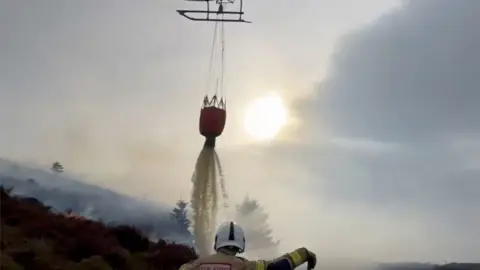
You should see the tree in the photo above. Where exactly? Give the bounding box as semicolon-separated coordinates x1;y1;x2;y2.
235;196;279;259
51;162;64;173
170;200;191;234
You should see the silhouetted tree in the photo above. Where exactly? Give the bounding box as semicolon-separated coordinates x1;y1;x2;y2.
235;196;279;259
51;162;64;173
170;200;191;234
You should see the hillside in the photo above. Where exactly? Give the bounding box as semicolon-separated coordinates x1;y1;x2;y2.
0;159;193;244
2;186;480;270
0;186;197;270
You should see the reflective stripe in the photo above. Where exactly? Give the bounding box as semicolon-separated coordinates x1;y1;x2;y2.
256;261;266;270
288;251;303;266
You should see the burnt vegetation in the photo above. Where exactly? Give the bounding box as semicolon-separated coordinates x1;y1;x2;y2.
0;186;197;270
1;184;478;270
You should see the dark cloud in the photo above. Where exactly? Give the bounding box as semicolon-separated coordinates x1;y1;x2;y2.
288;0;480;211
300;0;480;143
271;0;480;261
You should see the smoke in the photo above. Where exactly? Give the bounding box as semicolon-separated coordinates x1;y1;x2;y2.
190;147;228;256
0;160;188;241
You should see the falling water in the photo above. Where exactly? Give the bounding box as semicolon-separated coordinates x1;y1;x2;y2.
190;146;228;256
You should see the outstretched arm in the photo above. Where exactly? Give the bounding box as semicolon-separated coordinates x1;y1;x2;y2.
244;247;314;270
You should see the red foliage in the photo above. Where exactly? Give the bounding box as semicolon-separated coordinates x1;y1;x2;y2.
0;186;198;269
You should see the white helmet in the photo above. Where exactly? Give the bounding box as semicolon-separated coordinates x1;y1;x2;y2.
214;221;246;253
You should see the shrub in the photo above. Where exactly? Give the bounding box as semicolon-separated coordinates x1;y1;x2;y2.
110;225;150;253
0;186;198;270
102;247;130;270
76;256;113;270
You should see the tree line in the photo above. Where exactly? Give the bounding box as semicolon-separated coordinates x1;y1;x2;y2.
170;196;279;258
49;161;279;257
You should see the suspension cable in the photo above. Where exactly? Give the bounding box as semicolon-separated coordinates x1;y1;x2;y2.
206;19;219;95
205;7;227;99
220;13;226;98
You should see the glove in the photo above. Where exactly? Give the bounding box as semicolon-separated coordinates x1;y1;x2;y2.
306;250;317;270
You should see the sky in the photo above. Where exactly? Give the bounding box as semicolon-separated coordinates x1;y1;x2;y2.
1;0;479;263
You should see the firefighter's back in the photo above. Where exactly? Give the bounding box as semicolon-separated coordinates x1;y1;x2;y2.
187;253;247;270
180;221;316;270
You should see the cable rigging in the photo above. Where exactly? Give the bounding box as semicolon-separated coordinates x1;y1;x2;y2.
177;0;251;147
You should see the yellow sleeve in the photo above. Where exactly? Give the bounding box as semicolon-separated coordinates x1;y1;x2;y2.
246;247;310;270
280;247;310;268
243;259;269;270
179;262;193;270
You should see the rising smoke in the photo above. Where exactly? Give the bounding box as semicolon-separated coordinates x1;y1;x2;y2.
190;147;228;256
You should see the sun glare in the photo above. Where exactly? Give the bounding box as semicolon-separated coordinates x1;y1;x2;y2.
243;94;287;140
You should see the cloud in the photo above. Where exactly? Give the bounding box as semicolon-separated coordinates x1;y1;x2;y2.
261;0;480;262
301;0;480;143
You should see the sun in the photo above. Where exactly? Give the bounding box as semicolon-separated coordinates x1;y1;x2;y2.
243;94;287;140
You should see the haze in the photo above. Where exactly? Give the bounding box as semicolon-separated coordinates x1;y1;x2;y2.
1;0;479;263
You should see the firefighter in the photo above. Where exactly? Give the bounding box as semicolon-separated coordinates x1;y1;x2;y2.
180;221;317;270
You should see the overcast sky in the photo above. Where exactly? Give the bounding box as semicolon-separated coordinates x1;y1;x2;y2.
1;0;479;263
